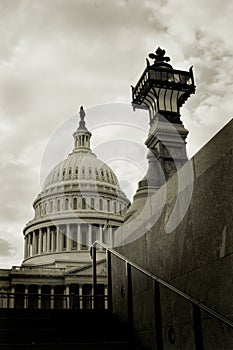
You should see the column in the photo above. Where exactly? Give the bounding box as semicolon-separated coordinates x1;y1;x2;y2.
10;286;15;308
77;224;81;250
28;234;32;256
24;236;28;259
38;228;42;254
43;228;47;253
51;228;54;252
32;231;36;255
38;286;41;309
56;226;60;252
51;287;54;309
79;285;83;309
47;227;50;252
67;224;72;251
24;286;28;309
65;285;70;309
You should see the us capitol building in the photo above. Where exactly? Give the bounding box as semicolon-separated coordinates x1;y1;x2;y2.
0;106;130;309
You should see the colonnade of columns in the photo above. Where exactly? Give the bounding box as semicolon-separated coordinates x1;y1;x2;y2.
24;223;115;259
1;284;108;310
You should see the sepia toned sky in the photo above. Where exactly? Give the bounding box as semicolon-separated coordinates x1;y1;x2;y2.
0;0;232;267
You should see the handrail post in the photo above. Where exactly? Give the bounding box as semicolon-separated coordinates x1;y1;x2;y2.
126;262;134;344
153;280;164;350
192;304;203;350
107;250;113;313
92;245;97;309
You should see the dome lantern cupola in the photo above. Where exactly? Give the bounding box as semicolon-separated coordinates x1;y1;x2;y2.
73;106;92;152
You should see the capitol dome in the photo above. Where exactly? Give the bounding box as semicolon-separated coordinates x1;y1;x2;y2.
43;151;119;189
23;107;130;268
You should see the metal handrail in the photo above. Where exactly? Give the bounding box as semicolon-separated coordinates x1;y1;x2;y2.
91;240;233;349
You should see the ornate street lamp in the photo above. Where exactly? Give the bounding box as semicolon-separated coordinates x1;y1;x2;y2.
131;47;196;193
132;47;195;126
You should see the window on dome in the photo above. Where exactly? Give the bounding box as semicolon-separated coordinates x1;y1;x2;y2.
50;201;53;213
119;204;122;214
99;199;103;211
82;198;86;210
63;169;66;178
65;198;69;210
82;167;85;175
75;167;78;176
107;200;111;212
57;199;60;211
95;169;98;177
91;198;95;210
44;202;47;215
69;168;72;176
89;167;92;175
101;169;104;178
114;202;117;213
73;198;77;210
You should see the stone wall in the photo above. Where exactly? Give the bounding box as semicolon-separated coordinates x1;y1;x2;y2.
111;119;233;349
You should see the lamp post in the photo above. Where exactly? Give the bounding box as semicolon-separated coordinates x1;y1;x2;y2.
131;47;195;190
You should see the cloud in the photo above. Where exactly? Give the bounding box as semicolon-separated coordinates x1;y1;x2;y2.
0;237;16;257
0;0;232;268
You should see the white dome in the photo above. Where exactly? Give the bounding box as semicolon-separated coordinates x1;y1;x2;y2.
43;150;119;189
22;107;130;268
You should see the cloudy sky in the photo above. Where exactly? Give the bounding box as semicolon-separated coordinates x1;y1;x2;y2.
0;0;232;268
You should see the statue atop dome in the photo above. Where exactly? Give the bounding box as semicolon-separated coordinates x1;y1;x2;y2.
80;106;85;120
78;106;87;131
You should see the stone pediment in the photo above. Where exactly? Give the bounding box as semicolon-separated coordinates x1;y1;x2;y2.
64;258;107;277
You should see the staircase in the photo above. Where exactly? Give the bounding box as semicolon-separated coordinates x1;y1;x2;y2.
0;308;132;349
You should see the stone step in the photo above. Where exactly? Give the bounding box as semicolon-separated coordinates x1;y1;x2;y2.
0;342;132;350
0;309;131;348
